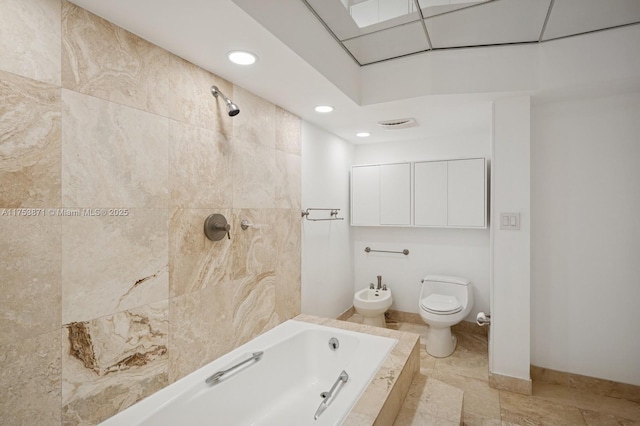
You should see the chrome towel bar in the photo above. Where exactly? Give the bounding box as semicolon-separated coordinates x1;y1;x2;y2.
364;246;409;256
301;208;344;221
205;351;263;385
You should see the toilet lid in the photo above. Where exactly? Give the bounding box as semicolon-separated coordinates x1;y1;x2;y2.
420;294;462;314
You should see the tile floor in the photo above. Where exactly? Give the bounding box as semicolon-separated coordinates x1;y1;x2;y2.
347;314;640;425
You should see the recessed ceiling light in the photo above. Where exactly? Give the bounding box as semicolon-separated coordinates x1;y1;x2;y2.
356;132;370;137
314;105;333;113
227;51;257;65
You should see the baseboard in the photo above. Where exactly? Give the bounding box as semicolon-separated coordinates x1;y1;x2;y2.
336;306;355;321
386;309;488;336
489;372;532;395
531;365;640;403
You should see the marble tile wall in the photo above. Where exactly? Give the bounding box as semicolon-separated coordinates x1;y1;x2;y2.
0;0;301;424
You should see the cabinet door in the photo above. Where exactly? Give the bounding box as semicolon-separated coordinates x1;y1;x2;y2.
351;165;380;225
414;161;448;226
448;158;486;227
380;163;411;225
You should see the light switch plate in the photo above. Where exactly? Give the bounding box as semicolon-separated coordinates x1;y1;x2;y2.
500;212;520;230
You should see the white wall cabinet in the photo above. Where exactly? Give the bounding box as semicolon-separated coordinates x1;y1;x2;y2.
352;158;486;228
414;158;486;228
414;161;448;226
380;163;411;225
351;165;380;226
351;163;411;226
448;158;486;227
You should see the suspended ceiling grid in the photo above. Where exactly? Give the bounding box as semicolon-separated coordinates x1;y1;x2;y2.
303;0;640;65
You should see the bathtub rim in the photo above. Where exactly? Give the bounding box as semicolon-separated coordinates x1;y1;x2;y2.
99;316;417;426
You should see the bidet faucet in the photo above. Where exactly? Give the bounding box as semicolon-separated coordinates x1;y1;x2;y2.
377;275;382;290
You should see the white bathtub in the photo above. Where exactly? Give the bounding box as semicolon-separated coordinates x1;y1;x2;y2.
100;319;397;426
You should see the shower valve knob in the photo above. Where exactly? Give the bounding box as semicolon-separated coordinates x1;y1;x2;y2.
204;214;231;241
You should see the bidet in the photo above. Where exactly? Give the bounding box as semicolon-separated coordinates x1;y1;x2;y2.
353;286;392;328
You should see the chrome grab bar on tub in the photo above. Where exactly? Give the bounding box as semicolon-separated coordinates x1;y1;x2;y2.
314;370;349;420
205;351;263;385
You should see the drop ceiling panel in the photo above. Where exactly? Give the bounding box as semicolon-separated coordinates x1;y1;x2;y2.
306;0;420;40
343;21;431;65
542;0;640;40
419;0;490;19
425;0;551;49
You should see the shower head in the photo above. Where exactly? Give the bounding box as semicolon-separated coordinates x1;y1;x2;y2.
210;85;240;117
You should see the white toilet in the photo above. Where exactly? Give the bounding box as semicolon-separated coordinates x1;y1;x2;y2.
418;275;474;358
353;286;393;328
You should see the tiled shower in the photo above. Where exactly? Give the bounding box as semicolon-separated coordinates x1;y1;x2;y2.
0;0;302;423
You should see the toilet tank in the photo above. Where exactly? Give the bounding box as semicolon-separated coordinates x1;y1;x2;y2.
421;275;472;305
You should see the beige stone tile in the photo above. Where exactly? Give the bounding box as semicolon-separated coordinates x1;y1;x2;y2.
231;209;280;280
453;319;488;336
275;106;301;155
605;382;640;404
489;372;532;395
168;59;233;136
530;365;570;387
499;390;586;425
347;313;364;324
463;413;504;425
530;382;576;406
420;346;438;373
569;373;640;404
0;0;61;85
532;365;640;403
168;120;232;209
394;375;463;425
0;330;61;426
580;408;640;426
169;208;233;298
0;70;61;208
393;322;429;342
0;215;61;344
456;331;488;355
435;340;489;381
432;370;501;423
168;282;235;382
569;388;640;422
274;150;301;209
232;85;276;148
231;138;276;209
387;309;423;325
336;306;355;321
273;209;302;321
394;409;460;426
61;89;169;208
61;1;174;118
61;208;169;324
230;272;280;348
61;301;168;425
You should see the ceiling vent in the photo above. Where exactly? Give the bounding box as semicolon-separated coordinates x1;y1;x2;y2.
377;118;418;129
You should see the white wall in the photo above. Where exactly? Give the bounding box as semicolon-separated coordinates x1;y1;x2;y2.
362;24;640;105
353;126;492;322
531;91;640;386
301;121;355;318
490;96;531;382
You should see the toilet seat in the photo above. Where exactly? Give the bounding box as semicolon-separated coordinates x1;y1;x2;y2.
420;294;462;314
